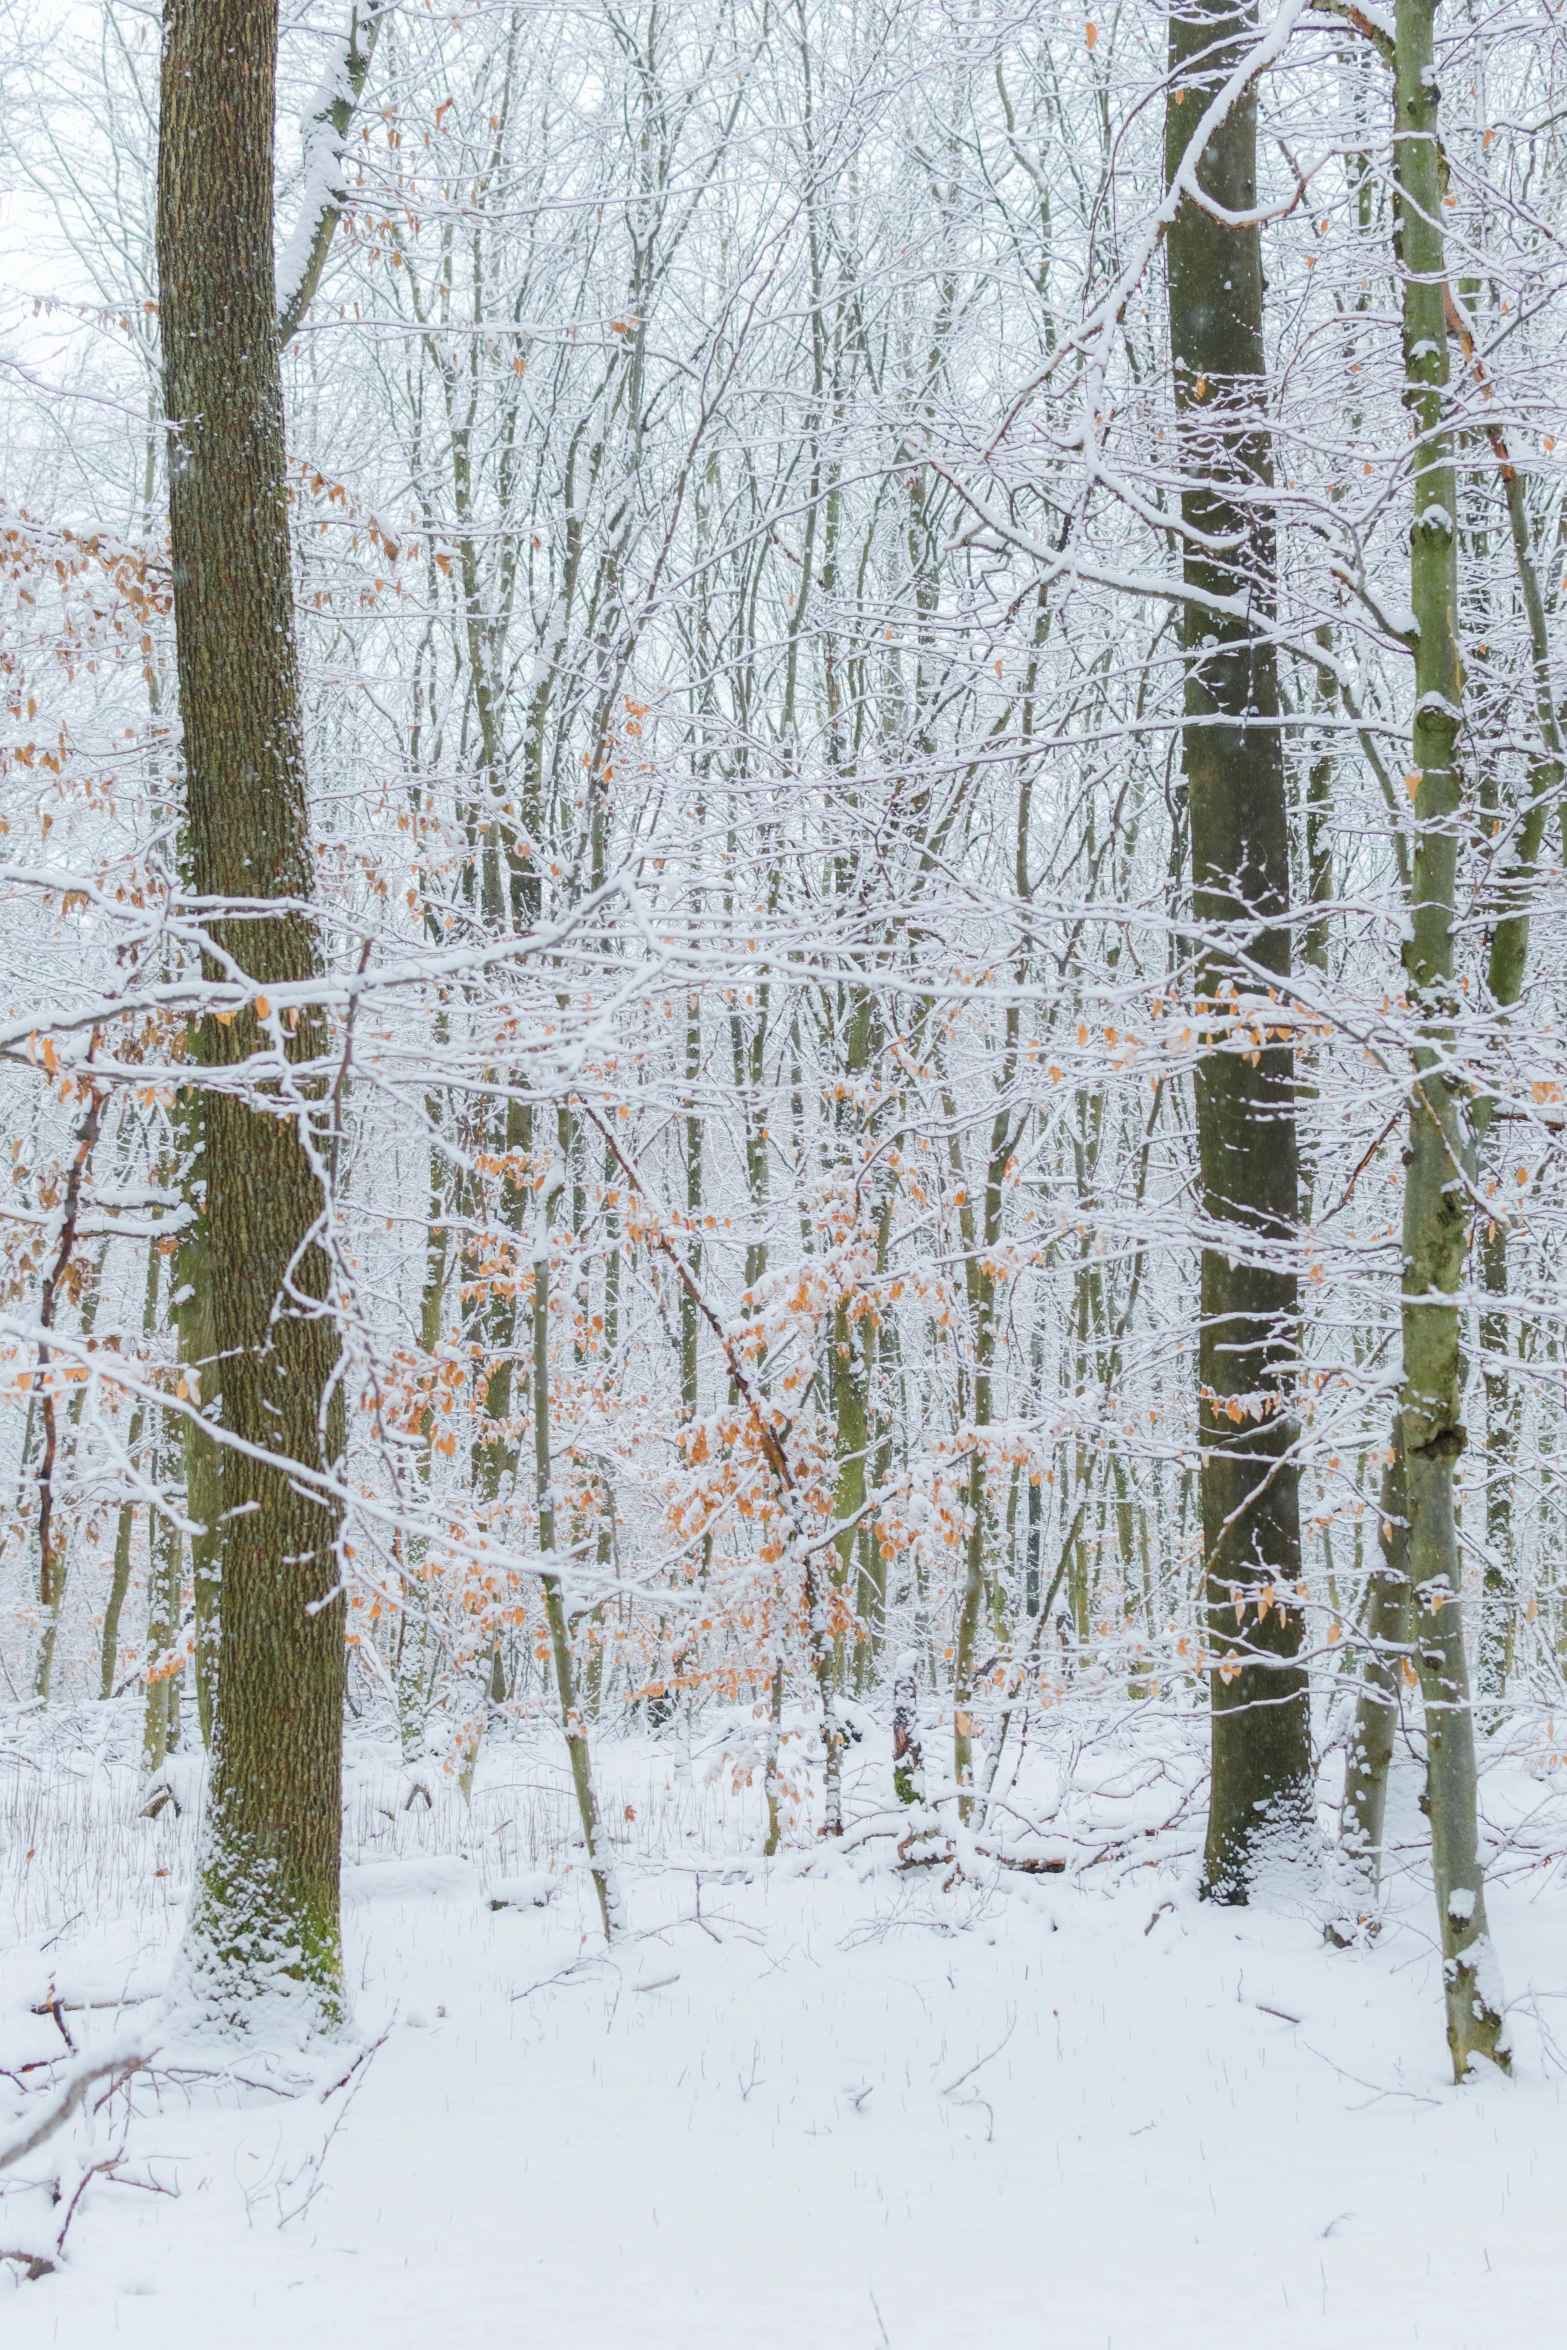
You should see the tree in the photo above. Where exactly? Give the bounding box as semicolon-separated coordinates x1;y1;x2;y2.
158;0;347;2033
1165;0;1312;1898
1388;0;1508;2077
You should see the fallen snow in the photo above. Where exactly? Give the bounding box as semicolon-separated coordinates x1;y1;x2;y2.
3;1717;1566;2349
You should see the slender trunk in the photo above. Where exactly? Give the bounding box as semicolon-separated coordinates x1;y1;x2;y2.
159;0;346;2030
533;1141;621;1939
102;1480;138;1702
828;987;878;1689
104;1230;166;1701
1299;622;1337;1224
1166;0;1311;1897
951;1020;1021;1818
1477;1217;1517;1713
34;1091;104;1699
830;1294;869;1663
1391;0;1507;2076
173;1104;221;1747
762;1652;786;1855
953;1438;989;1821
1338;1429;1411;1908
681;990;702;1416
142;1511;184;1774
891;1648;925;1807
948;1121;990;1817
678;991;708;1724
803;1537;846;1835
1453;319;1566;1716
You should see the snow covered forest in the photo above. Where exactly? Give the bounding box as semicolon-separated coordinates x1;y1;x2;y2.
4;0;1567;2336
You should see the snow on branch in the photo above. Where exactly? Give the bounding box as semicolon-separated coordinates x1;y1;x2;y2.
277;0;391;347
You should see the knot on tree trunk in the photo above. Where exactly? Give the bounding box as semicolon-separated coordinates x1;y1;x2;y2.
1407;1421;1467;1463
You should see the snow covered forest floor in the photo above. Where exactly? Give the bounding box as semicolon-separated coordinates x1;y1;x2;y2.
4;1710;1567;2348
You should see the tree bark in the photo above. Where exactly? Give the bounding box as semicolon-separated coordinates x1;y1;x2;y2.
1338;1427;1411;1907
1390;0;1508;2077
1166;0;1312;1898
159;0;347;2033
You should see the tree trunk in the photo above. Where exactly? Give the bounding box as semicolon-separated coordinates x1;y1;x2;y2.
1477;1216;1517;1717
34;1098;104;1701
1166;0;1312;1898
891;1649;924;1808
1338;1428;1410;1910
1390;0;1508;2078
1459;338;1566;1716
106;1224;174;1703
172;1112;221;1748
159;0;347;2033
533;1134;622;1940
142;1512;184;1775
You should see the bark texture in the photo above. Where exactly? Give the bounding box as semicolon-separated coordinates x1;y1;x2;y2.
159;0;347;2034
1391;0;1508;2078
1166;0;1311;1898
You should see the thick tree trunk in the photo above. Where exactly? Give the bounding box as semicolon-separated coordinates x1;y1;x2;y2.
159;0;347;2033
1390;0;1508;2078
1166;0;1311;1898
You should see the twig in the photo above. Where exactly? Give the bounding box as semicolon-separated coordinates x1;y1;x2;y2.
55;2155;124;2256
509;1957;606;2004
39;1990;76;2054
318;2025;390;2104
940;2012;1016;2097
1319;1111;1400;1223
0;2045;145;2173
1302;2041;1438;2105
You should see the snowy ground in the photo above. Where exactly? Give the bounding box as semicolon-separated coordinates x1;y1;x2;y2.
3;1712;1567;2348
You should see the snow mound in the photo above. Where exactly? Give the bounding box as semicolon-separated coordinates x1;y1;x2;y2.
485;1870;559;1911
341;1856;478;1903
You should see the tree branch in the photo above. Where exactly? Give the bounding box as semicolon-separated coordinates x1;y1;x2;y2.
277;1;390;349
